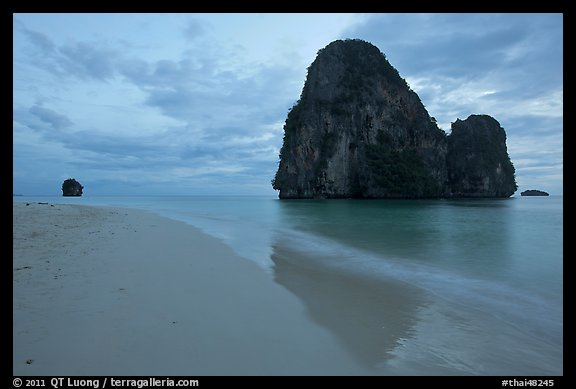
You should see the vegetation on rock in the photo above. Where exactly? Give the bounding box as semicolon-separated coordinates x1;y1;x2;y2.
273;39;517;199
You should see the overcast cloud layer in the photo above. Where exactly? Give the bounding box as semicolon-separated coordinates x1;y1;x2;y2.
13;13;563;196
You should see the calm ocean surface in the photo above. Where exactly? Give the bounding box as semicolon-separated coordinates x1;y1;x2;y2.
14;195;563;375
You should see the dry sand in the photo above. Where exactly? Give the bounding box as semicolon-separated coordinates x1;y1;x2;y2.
13;202;381;376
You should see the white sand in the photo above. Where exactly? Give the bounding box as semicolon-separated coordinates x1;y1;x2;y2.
13;202;378;376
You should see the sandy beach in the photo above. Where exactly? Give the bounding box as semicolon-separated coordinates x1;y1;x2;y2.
13;198;563;376
13;202;382;376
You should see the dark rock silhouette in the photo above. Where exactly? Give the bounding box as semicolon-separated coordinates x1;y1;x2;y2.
520;189;549;196
272;39;517;199
62;178;83;196
447;115;517;197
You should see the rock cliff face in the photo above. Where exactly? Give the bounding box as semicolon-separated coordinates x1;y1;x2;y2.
272;39;517;199
447;115;517;197
62;178;83;196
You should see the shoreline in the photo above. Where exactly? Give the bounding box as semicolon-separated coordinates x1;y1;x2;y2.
13;202;379;375
13;197;563;376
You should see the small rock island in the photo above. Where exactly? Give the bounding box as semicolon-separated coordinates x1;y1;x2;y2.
272;39;517;199
520;190;549;196
62;178;84;196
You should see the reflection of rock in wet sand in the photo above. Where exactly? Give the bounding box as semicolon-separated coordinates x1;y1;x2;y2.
271;242;427;367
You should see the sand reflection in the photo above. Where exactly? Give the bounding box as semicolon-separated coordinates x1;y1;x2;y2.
270;241;427;367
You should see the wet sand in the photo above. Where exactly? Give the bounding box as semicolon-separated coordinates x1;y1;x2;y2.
14;202;384;375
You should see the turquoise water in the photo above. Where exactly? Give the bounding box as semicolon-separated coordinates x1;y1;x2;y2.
14;195;563;375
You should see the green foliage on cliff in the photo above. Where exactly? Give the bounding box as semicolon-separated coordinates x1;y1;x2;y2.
272;101;304;190
366;131;441;197
330;39;409;90
272;40;517;199
447;116;517;196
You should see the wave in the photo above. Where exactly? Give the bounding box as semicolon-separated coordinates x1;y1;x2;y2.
272;225;563;344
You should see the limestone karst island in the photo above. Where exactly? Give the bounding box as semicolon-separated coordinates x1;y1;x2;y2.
520;190;549;196
272;39;517;199
62;178;84;196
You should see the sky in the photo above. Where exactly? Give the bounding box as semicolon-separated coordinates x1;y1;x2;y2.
12;13;563;196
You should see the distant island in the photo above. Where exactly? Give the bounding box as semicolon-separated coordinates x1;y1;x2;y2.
520;190;549;196
272;39;517;199
62;178;84;196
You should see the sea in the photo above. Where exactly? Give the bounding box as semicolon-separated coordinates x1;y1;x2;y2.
13;194;563;375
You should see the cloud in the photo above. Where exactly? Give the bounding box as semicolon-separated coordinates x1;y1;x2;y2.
28;104;74;130
341;13;562;193
343;14;562;111
118;48;300;124
17;24;55;53
182;19;206;42
15;20;119;82
14;19;296;169
344;14;561;78
57;42;118;81
406;75;563;132
12;14;562;195
14;104;71;135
